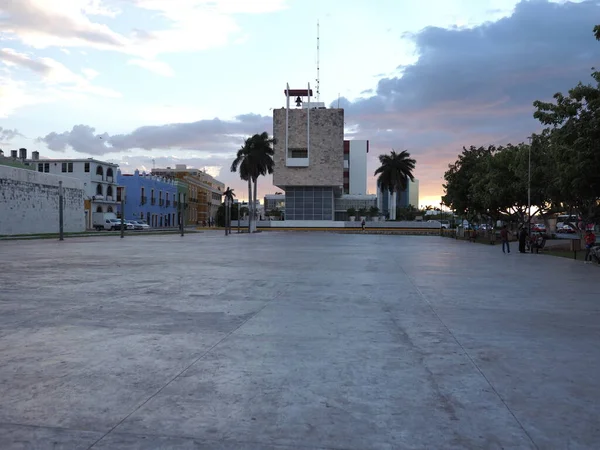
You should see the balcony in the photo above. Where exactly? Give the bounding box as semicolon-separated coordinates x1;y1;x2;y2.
173;201;178;208
286;157;309;167
141;196;147;205
159;199;165;206
166;200;171;207
151;198;156;205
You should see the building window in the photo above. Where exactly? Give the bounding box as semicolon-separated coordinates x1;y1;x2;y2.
96;166;104;178
151;189;156;205
68;162;73;172
96;184;103;196
44;163;49;173
106;167;114;179
38;163;43;172
289;148;308;158
84;162;90;172
106;185;113;198
62;162;67;172
107;206;113;213
96;206;103;212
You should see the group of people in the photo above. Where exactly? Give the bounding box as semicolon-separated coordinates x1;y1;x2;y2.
499;224;597;261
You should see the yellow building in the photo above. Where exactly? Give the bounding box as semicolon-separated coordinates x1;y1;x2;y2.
152;164;224;225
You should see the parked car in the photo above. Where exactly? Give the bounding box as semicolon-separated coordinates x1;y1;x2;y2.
124;220;143;230
557;224;576;234
440;220;450;229
531;223;546;232
134;220;151;230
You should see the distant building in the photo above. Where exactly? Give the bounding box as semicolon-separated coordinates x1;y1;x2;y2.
23;151;119;229
273;86;344;220
0;148;35;170
377;179;419;219
117;170;178;227
343;140;368;195
152;164;224;225
334;194;377;220
264;194;285;213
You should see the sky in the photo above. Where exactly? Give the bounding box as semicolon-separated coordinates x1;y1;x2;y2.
1;0;599;207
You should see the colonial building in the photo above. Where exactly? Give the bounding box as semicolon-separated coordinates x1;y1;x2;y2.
23;151;119;229
116;170;178;227
151;165;224;225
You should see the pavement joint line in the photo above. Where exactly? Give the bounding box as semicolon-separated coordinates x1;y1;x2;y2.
86;289;284;450
91;428;351;450
399;265;541;450
0;420;101;436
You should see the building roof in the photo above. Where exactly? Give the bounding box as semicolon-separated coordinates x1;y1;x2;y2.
26;157;118;167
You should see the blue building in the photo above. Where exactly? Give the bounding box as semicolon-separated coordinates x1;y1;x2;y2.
117;170;178;227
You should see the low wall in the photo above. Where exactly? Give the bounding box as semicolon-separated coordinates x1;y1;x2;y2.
252;220;441;229
0;166;85;235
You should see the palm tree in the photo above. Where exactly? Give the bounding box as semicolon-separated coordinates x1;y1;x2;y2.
223;187;235;235
374;150;416;220
231;132;276;233
231;140;254;233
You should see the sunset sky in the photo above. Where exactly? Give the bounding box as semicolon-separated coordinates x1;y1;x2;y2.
1;0;599;207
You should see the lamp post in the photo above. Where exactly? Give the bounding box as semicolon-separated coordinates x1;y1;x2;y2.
527;136;532;238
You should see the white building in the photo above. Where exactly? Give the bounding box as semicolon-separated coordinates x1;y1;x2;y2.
23;151;119;229
344;140;368;195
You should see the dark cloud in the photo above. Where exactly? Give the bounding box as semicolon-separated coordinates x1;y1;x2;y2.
0;127;23;143
332;0;600;199
339;0;600;139
37;115;273;155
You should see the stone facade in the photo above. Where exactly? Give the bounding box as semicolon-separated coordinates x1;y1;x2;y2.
272;108;344;188
0;166;85;235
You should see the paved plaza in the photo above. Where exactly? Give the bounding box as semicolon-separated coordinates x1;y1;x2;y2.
1;232;599;449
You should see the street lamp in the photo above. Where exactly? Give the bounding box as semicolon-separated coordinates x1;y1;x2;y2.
527;136;532;237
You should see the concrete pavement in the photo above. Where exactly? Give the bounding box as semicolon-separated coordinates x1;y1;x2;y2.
0;233;599;449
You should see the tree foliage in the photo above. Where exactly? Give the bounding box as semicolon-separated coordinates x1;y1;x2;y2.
374;150;416;194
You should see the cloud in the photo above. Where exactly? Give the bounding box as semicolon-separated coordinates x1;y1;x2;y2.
0;126;23;144
0;0;128;50
0;0;288;58
127;58;175;77
37;114;272;155
336;0;600;200
29;0;600;204
0;48;120;99
0;75;46;117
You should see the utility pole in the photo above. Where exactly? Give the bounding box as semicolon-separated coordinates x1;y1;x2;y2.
180;193;185;237
120;186;125;239
225;198;229;236
527;136;532;238
58;181;64;241
237;202;240;233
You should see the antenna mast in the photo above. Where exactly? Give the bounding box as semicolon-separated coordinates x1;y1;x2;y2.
316;20;320;102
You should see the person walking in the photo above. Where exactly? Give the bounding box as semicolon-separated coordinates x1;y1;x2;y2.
518;226;528;253
584;229;596;263
361;218;366;231
500;225;511;253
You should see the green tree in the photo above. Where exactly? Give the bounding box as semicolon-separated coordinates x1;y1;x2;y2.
532;70;600;226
